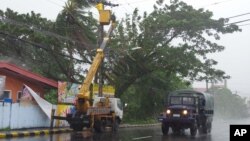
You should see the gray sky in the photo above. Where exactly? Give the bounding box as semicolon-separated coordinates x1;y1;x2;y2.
0;0;250;97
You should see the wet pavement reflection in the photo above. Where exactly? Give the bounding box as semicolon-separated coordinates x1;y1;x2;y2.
1;117;250;141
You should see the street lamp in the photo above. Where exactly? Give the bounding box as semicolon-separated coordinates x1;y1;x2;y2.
222;75;230;88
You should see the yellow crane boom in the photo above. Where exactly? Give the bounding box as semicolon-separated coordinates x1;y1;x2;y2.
76;21;116;113
77;48;104;99
52;2;121;132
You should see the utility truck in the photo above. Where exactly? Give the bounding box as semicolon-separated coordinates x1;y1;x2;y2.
54;1;123;132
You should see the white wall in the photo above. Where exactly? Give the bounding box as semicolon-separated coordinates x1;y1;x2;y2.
0;102;50;129
0;102;11;129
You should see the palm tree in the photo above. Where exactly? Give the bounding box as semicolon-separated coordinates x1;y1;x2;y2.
53;0;98;82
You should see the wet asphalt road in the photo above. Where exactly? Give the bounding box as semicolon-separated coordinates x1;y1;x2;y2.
1;117;249;141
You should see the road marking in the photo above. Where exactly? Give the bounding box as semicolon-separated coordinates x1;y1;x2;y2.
0;128;73;138
132;136;152;140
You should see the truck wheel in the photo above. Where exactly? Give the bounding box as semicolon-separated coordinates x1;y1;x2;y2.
94;120;105;133
203;127;208;133
161;123;169;135
207;122;212;133
71;124;83;131
190;122;197;137
113;119;119;132
201;122;211;134
200;118;213;134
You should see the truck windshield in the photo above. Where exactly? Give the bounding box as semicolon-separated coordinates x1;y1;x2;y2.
170;96;195;105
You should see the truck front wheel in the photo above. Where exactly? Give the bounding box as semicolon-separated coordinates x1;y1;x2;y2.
200;121;212;134
190;122;198;137
113;119;119;132
161;123;169;135
94;120;105;133
206;122;212;133
71;124;83;131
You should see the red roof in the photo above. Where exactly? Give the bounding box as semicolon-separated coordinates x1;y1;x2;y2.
0;61;57;88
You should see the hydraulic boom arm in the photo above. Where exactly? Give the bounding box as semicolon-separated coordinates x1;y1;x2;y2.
76;21;116;112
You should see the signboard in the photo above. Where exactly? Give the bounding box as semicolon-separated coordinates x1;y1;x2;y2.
58;82;116;103
87;107;111;115
93;84;115;96
22;85;53;119
58;81;80;103
20;85;34;102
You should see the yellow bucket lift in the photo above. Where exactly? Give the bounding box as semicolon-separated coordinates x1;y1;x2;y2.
99;10;111;25
96;2;111;25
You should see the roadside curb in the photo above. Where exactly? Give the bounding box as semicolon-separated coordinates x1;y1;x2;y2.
0;123;160;138
0;128;72;138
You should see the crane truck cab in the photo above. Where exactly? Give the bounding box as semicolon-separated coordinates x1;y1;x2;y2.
66;96;123;132
91;97;123;132
159;89;214;137
93;97;123;121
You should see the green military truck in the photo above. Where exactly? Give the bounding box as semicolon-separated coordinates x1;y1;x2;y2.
158;89;214;137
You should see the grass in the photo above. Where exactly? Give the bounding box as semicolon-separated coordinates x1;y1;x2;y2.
0;127;11;131
123;118;158;125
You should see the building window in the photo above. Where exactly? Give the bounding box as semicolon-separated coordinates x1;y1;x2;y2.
17;91;22;100
0;90;11;100
0;75;6;88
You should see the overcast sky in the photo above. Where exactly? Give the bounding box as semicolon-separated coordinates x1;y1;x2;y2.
0;0;250;97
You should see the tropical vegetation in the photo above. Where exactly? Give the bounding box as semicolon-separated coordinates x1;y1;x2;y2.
0;0;243;121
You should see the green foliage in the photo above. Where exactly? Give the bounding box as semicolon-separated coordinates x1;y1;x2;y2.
109;0;240;94
0;0;242;123
44;89;58;104
107;0;240;121
121;72;189;121
209;87;249;119
0;127;10;131
123;117;157;125
0;0;97;83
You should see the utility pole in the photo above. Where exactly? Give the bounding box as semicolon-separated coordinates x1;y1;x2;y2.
97;2;104;97
95;0;118;97
206;79;209;92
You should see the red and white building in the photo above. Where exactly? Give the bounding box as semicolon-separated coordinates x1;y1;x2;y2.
0;61;58;103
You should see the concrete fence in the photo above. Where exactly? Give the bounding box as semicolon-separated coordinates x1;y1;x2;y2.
0;101;50;130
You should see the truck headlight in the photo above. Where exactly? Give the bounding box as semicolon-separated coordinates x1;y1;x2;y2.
183;110;188;115
166;109;171;114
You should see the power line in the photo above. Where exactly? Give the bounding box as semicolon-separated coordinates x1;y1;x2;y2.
202;0;236;8
110;0;153;14
237;23;250;27
116;0;152;5
227;12;250;19
56;0;67;4
225;12;250;27
118;0;130;14
122;0;135;10
45;0;64;7
0;30;82;61
116;0;234;8
0;16;94;48
227;19;250;25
